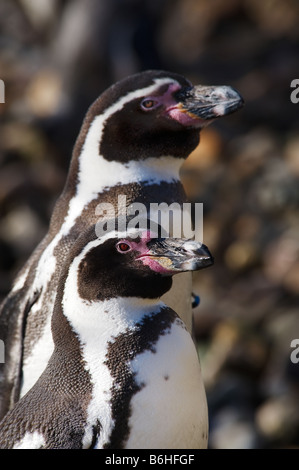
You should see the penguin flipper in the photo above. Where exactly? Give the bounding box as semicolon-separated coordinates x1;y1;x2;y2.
0;286;41;419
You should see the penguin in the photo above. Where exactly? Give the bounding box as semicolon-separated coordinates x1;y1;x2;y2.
0;70;243;417
0;224;213;449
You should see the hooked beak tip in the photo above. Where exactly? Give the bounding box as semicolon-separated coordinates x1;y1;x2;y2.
143;241;214;274
172;84;244;124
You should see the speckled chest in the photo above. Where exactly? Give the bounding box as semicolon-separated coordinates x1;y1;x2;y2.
72;304;208;449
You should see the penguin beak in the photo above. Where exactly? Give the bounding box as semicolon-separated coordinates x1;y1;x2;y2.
139;238;214;274
171;84;244;126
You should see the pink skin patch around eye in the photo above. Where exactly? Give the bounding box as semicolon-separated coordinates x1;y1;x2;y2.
155;83;207;128
128;230;154;254
122;231;174;275
118;230;173;275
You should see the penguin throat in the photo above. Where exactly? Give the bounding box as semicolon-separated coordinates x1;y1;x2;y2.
77;155;184;198
62;296;166;339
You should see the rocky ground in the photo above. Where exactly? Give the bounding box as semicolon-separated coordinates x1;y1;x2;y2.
0;0;299;448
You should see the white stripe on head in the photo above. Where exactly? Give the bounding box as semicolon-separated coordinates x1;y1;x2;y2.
77;78;182;196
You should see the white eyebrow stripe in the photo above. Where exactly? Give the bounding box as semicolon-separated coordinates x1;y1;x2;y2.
100;77;180;118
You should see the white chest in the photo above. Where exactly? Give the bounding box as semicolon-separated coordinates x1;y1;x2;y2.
123;319;208;449
86;316;208;449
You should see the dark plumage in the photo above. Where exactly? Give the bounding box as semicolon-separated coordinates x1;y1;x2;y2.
0;70;243;418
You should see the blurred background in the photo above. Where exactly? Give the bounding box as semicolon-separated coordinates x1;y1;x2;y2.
0;0;299;449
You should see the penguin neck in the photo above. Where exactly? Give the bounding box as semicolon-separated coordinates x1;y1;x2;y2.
66;107;188;198
69;152;185;199
50;152;185;240
53;295;165;356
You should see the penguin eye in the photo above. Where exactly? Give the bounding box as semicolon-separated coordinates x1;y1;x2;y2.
116;242;132;253
140;98;159;111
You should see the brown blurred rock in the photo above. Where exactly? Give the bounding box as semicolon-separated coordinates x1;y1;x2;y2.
256;394;299;442
224;240;259;272
202;320;240;388
2;122;46;161
263;234;299;285
245;0;299;38
209;408;258;449
232;214;261;240
229;128;278;179
184;128;223;170
0;205;46;257
284;135;299;177
25;69;64;117
159;0;241;64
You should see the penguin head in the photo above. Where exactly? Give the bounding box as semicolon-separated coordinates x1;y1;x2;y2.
65;224;213;302
74;70;244;163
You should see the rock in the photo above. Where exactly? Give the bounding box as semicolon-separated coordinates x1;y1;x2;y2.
209;407;259;449
256;394;299;444
224;240;259;272
284;135;299;176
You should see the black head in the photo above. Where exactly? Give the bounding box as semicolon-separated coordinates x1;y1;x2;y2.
62;225;213;302
73;70;244;164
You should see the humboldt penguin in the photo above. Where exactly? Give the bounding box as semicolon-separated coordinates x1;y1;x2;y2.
0;225;213;449
0;70;243;417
